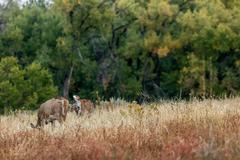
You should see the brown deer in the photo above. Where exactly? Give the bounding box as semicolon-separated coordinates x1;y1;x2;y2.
72;95;95;116
30;97;69;129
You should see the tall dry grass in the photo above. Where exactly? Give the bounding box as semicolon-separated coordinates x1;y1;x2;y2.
1;98;240;160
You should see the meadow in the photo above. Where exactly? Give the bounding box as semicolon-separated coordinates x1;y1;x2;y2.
0;98;240;160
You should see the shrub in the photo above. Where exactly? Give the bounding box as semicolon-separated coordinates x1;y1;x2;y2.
0;56;57;113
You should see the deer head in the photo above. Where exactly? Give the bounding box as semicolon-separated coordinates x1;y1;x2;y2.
73;95;82;115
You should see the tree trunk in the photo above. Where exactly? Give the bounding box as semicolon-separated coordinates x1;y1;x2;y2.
200;56;206;98
63;65;74;98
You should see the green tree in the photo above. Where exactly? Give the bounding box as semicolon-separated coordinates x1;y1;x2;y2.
0;0;72;96
178;0;240;97
0;57;24;110
0;56;57;113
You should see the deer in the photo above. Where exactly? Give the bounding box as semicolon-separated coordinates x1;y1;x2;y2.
72;95;95;116
30;97;69;129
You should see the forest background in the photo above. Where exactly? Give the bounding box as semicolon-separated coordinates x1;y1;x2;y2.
1;0;240;112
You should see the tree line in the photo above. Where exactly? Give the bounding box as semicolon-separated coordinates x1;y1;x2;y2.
1;0;240;111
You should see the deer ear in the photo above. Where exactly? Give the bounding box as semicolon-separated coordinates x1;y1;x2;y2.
73;95;79;101
73;95;77;101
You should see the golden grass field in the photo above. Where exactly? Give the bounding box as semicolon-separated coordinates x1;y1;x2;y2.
1;98;240;160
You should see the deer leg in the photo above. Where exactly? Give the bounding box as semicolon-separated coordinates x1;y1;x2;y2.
52;113;63;125
77;109;81;116
59;116;63;124
50;121;56;130
87;112;91;118
46;115;57;130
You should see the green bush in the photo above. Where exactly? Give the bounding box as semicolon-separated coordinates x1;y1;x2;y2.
0;56;57;113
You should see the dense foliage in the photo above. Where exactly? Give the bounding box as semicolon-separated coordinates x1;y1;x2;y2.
1;0;240;109
0;57;57;112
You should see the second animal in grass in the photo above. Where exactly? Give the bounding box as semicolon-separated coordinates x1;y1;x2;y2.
72;95;95;116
